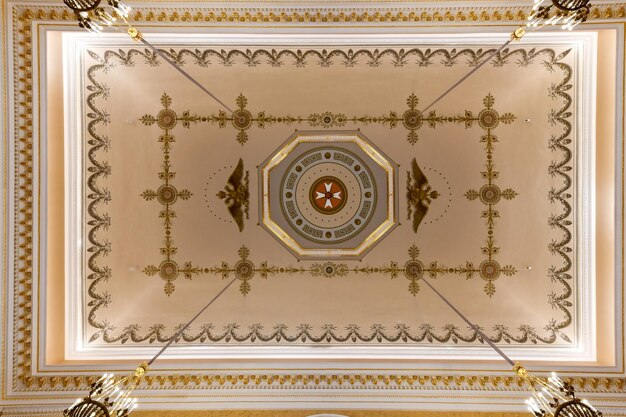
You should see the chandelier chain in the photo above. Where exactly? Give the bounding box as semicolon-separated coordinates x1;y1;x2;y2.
420;276;515;366
147;276;239;366
138;37;235;114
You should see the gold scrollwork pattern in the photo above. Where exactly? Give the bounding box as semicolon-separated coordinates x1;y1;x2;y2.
462;93;518;296
137;91;519;298
142;91;516;298
83;46;575;347
140;93;203;296
159;91;452;145
124;6;625;24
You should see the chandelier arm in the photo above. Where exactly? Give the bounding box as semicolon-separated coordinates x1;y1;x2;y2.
147;276;239;366
551;0;590;12
420;276;515;366
421;38;513;113
138;37;235;114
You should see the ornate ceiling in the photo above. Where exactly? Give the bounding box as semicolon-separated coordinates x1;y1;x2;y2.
1;0;625;415
69;31;593;357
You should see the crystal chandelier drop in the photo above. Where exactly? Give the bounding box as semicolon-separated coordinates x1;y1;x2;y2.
62;0;131;33
527;0;592;30
64;363;147;417
514;365;602;417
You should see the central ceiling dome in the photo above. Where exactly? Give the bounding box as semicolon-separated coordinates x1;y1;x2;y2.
259;130;398;259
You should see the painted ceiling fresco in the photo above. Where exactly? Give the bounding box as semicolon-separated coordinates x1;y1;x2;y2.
82;39;577;348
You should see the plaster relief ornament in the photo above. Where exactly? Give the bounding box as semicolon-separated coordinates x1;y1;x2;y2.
217;158;250;232
311;176;347;214
407;158;439;233
260;131;398;259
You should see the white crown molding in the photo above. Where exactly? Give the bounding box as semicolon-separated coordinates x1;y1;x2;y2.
62;30;88;370
56;30;600;363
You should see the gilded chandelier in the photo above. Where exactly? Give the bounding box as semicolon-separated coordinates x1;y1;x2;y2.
64;364;147;417
515;366;602;417
62;0;130;33
528;0;592;30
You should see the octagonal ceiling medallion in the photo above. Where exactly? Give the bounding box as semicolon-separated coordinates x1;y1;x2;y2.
260;131;398;259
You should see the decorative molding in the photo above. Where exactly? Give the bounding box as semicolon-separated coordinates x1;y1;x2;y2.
126;4;626;25
10;0;38;394
8;3;626;27
3;370;626;392
82;45;571;347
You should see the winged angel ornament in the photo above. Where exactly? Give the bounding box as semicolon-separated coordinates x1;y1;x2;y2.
407;158;439;233
217;158;250;232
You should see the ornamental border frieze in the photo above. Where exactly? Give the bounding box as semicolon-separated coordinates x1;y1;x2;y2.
1;2;588;394
122;4;626;24
11;371;626;394
9;4;626;26
84;45;572;346
11;3;40;395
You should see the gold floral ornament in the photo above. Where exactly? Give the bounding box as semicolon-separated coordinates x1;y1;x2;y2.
140;93;203;296
216;246;278;296
399;243;515;298
478;260;515;296
400;94;454;144
351;94;447;145
404;245;425;296
211;94;255;145
141;93;202;130
309;112;348;128
454;93;516;130
478;107;500;130
144;91;519;145
142;183;193;208
463;93;518;296
311;262;349;278
139;131;194;295
208;94;353;144
143;260;204;296
157;107;177;130
475;244;517;297
352;94;450;144
135;92;516;298
402;94;424;144
192;92;462;145
141;93;177;130
207;94;306;144
400;245;477;296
